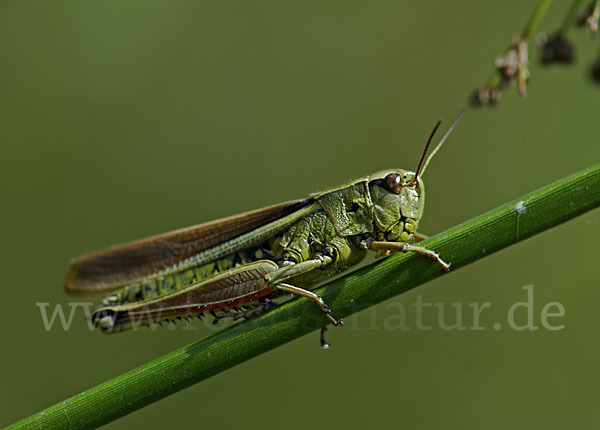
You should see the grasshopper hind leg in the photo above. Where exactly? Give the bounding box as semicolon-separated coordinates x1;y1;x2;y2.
210;297;278;324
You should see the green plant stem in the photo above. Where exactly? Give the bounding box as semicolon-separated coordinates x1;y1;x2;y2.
9;163;600;430
559;0;585;35
522;0;554;39
591;0;600;32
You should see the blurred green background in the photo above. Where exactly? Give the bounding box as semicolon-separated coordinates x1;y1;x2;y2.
1;1;598;428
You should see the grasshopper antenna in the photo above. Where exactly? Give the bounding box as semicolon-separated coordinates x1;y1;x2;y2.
418;106;467;179
411;120;442;186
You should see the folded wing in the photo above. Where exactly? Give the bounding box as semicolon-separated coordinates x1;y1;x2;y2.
65;199;312;293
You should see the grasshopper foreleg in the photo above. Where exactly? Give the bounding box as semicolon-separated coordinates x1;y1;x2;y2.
368;240;450;271
412;232;429;242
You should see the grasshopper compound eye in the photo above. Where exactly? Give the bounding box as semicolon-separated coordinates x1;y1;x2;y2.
384;172;403;194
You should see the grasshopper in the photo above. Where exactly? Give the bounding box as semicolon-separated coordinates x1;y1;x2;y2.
65;108;465;346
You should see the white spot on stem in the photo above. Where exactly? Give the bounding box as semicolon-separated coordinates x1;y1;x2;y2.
515;200;527;239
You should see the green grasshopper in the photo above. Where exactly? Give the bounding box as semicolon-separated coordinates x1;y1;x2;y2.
65;108;465;345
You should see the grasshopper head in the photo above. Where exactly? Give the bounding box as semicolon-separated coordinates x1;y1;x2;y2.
368;170;425;242
365;107;466;242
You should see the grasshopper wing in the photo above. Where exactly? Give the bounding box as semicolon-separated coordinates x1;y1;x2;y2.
65;199;313;294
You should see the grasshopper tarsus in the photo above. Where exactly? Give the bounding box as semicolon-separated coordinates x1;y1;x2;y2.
323;308;343;327
323;305;343;327
320;326;331;350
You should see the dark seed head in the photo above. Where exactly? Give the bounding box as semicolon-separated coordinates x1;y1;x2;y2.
541;34;575;65
591;58;600;84
469;88;500;107
469;88;487;107
576;4;595;27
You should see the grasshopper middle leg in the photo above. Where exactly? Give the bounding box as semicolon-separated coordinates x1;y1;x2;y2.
264;255;343;326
